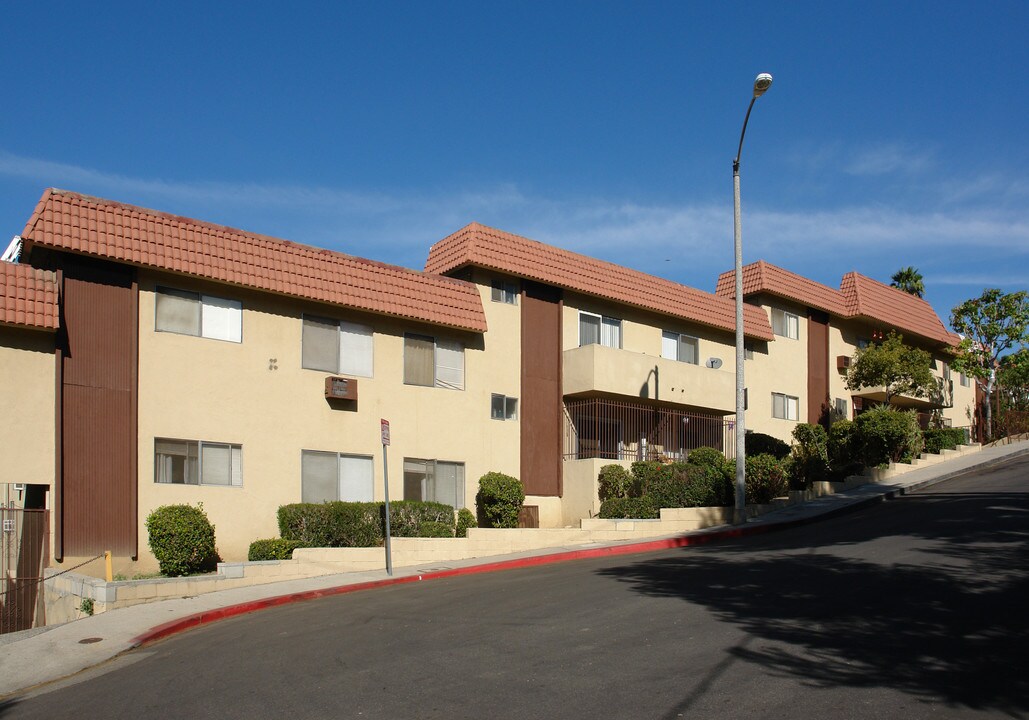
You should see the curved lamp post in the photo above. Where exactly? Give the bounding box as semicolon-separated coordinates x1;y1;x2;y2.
733;72;773;525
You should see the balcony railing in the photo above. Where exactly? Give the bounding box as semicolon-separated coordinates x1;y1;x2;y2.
563;398;735;461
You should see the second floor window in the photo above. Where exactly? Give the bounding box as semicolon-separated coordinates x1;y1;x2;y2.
662;331;699;364
771;308;799;340
772;392;799;421
579;312;621;349
404;334;465;390
156;287;241;343
491;394;518;420
302;316;374;377
491;280;518;304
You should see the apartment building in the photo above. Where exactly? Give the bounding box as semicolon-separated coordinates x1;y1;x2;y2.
0;189;971;572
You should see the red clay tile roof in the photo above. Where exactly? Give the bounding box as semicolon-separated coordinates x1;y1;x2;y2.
715;261;955;346
426;223;774;341
21;189;487;333
0;261;59;330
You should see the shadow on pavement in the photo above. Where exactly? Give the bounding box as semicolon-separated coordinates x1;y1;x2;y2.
598;488;1029;716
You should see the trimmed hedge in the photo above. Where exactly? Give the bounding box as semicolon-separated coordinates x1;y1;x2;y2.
598;464;635;501
248;538;304;561
644;463;733;509
598;496;659;519
145;504;217;577
745;432;791;460
277;500;456;548
418;521;455;538
923;427;967;455
476;472;525;528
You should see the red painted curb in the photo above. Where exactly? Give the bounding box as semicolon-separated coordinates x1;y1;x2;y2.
130;519;797;648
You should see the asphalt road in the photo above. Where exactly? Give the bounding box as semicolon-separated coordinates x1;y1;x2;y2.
4;457;1027;720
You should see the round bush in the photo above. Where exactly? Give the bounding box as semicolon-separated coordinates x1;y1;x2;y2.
745;454;789;504
598;464;634;501
146;504;217;576
455;507;477;538
853;406;924;466
476;472;525;528
248;538;304;561
827;420;857;467
630;461;664;492
598;496;659;519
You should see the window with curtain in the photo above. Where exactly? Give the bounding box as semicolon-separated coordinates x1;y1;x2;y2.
301;450;373;503
491;394;518;420
402;458;465;508
302;316;374;377
770;308;799;340
661;331;699;364
155;438;242;486
403;334;464;390
156;287;241;342
579;312;621;349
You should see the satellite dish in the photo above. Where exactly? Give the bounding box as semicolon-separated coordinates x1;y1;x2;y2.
706;357;723;369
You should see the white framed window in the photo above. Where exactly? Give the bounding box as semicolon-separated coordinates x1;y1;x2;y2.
404;334;465;390
491;394;518;420
662;331;699;364
579;311;621;349
302;315;374;377
491;279;518;305
770;308;799;340
301;450;374;503
155;438;242;487
772;393;799;421
403;458;465;509
960;372;970;387
156;287;242;342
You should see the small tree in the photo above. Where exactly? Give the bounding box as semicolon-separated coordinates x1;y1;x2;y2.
998;349;1029;413
845;332;935;404
891;266;925;298
950;289;1029;440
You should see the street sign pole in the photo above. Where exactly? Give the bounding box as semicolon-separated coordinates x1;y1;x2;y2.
381;419;393;576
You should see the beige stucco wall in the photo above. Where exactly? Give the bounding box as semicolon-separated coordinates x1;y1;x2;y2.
0;328;55;490
744;296;807;441
133;270;522;570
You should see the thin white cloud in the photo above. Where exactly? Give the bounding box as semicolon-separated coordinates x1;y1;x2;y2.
844;142;934;176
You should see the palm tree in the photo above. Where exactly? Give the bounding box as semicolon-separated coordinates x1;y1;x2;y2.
891;266;925;298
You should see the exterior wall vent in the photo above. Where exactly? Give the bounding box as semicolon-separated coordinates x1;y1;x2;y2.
324;376;358;401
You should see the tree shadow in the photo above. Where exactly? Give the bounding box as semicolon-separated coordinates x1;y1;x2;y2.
598;489;1029;715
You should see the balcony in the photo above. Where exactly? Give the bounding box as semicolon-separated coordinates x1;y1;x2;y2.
850;377;954;410
562;344;734;414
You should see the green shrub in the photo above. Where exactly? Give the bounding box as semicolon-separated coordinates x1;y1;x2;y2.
598;496;659;519
277;502;335;547
745;432;791;460
389;501;455;538
791;423;830;488
145;504;217;577
598;464;636;501
827;419;858;468
645;464;732;509
853;406;923;466
745;453;789;504
455;507;477;538
922;427;967;454
248;538;304;561
418;521;455;538
630;461;664;491
476;472;525;528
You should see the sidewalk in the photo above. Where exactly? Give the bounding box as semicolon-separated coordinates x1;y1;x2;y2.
2;439;1026;699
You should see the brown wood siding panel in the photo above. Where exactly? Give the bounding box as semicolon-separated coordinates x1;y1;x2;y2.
520;282;562;496
807;310;830;426
60;266;137;557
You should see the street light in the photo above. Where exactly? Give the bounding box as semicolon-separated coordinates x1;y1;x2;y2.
733;72;773;525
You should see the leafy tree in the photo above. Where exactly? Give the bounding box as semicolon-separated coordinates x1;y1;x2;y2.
950;289;1029;440
890;266;925;298
845;332;935;403
998;348;1029;413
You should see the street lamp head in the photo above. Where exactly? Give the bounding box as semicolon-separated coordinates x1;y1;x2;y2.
753;73;773;98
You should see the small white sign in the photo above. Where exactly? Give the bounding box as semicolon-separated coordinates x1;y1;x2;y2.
380;418;390;446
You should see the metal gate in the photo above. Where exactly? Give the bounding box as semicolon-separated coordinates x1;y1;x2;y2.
1;507;48;633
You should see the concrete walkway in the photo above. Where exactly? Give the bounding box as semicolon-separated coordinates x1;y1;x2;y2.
2;439;1027;700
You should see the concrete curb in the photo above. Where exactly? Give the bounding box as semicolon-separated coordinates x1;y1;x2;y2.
134;449;1029;649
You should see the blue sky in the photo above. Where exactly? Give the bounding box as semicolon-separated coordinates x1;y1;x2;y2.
2;1;1026;327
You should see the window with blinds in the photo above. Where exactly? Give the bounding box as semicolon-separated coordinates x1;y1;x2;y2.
155;438;242;486
661;331;699;364
302;316;374;377
402;458;465;508
771;392;799;421
156;287;242;342
770;308;799;340
403;334;465;390
579;312;622;349
300;451;374;503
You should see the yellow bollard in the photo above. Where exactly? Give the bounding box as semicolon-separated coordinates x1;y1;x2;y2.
104;551;113;582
